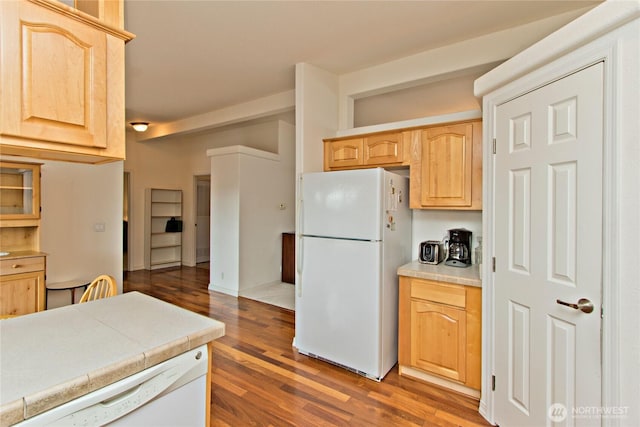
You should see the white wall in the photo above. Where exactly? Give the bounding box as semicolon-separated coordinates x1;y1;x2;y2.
337;7;594;130
618;17;640;419
240;122;296;292
208;121;296;296
124;131;190;270
295;63;340;175
208;151;240;294
125;120;285;270
0;156;124;308
411;210;482;263
293;11;588;267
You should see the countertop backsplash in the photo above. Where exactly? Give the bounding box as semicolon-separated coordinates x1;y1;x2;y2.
411;209;482;263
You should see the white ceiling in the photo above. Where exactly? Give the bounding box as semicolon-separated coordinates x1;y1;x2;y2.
123;1;600;127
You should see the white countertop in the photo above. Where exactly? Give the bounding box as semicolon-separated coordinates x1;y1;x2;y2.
0;251;46;261
0;291;225;426
398;260;482;287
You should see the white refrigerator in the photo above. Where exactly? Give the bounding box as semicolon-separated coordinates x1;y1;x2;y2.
294;168;411;381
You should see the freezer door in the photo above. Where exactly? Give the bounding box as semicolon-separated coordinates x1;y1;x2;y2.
295;236;382;378
301;169;383;241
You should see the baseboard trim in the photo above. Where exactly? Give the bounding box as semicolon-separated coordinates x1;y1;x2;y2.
399;365;481;400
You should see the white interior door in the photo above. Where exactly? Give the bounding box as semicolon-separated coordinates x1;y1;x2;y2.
494;63;603;426
195;176;210;263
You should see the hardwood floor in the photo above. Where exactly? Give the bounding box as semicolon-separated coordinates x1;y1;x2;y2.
124;266;491;427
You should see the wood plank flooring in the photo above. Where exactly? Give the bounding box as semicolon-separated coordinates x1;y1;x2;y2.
124;266;491;427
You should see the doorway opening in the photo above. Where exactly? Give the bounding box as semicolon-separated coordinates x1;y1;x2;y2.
194;175;210;267
123;171;131;271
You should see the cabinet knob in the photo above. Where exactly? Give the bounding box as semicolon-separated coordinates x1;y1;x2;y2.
12;264;20;269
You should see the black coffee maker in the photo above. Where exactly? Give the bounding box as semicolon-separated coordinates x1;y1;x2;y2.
445;228;472;267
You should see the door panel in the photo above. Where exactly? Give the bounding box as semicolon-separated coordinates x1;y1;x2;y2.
495;63;603;426
548;316;577;416
508;300;530;414
510;168;531;273
550;162;577;285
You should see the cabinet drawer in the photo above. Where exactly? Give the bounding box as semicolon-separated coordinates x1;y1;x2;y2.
0;256;45;276
410;279;466;308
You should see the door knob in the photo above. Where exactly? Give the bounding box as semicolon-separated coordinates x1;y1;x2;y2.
556;298;594;314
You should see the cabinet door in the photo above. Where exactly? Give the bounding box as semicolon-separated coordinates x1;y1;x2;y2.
410;299;466;383
364;132;403;165
0;271;45;316
281;233;295;284
324;138;364;169
0;1;107;148
420;123;473;207
0;162;40;220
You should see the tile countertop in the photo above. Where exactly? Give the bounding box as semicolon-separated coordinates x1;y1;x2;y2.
0;291;225;426
0;251;47;260
397;261;482;287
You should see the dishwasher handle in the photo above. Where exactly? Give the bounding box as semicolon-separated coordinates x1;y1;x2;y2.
15;345;208;427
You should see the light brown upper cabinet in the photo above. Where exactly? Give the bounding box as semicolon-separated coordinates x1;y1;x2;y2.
324;138;364;169
0;0;134;164
0;160;42;253
324;131;409;171
410;121;482;210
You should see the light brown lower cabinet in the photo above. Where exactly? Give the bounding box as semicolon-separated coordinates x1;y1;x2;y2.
398;276;481;398
0;255;46;316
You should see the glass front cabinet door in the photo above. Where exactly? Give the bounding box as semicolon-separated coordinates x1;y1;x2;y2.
0;161;41;220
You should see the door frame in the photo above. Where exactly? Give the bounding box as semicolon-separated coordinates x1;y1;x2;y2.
123;171;132;272
193;174;211;264
479;24;629;426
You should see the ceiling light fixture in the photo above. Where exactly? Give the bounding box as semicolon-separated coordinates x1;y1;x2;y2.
130;122;149;132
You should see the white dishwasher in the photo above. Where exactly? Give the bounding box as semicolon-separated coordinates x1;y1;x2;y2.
16;344;209;427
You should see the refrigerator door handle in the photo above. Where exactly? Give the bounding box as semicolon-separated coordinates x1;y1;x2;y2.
296;234;303;297
296;192;303;297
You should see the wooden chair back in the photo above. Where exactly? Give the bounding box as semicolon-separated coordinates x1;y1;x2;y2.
79;275;117;303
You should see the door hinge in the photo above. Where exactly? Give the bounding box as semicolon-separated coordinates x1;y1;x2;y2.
492;375;496;391
493;138;496;154
492;257;496;272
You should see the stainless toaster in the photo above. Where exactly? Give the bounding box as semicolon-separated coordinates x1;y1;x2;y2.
418;240;445;265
